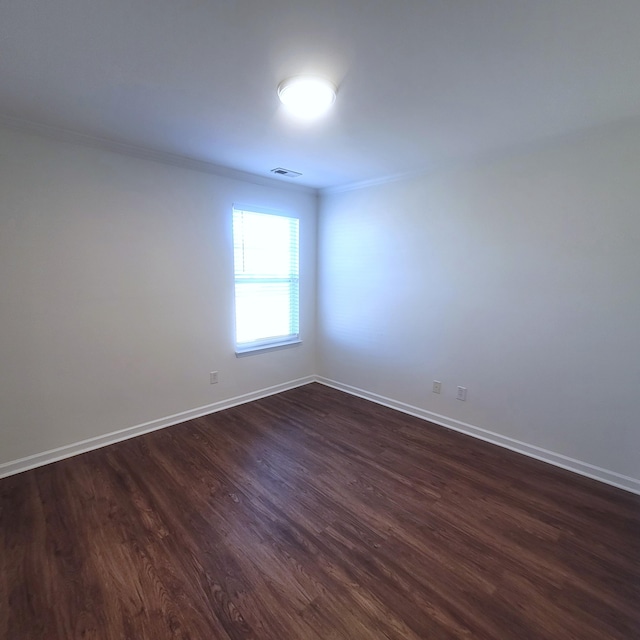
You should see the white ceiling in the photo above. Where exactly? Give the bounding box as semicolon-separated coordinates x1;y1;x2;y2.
2;0;640;190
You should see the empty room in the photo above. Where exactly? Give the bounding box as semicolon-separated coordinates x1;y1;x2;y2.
1;1;639;639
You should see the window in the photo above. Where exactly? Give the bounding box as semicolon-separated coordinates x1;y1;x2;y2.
232;207;300;354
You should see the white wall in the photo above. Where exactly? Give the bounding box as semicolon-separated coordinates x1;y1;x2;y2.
318;121;640;486
2;120;639;491
0;127;316;466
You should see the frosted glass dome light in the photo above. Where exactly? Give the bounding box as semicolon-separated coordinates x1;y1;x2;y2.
277;76;337;120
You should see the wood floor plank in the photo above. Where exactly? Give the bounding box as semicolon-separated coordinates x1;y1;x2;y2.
1;382;638;639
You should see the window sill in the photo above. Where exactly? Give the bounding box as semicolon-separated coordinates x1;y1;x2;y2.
235;339;302;358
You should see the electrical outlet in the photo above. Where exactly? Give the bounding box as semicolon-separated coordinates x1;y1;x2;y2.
456;386;467;401
210;371;219;384
432;380;442;394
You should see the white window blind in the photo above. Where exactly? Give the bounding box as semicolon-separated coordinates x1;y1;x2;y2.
232;208;300;353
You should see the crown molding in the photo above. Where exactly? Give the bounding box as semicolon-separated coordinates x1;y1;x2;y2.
5;114;638;199
320;166;436;195
320;114;640;197
0;115;317;195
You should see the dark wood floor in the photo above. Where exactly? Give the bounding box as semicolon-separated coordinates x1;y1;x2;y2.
1;383;639;639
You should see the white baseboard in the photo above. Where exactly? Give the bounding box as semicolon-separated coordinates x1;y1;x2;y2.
316;377;640;496
3;374;638;496
0;376;315;479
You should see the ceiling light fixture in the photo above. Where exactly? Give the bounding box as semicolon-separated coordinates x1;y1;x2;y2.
277;76;337;120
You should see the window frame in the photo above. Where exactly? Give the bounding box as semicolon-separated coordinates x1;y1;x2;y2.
232;205;301;356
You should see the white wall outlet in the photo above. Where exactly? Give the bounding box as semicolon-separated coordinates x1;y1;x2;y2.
456;386;467;401
432;380;442;394
210;371;219;384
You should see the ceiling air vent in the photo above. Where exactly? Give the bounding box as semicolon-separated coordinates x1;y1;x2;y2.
270;167;302;178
